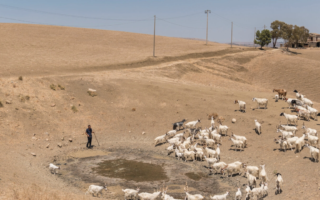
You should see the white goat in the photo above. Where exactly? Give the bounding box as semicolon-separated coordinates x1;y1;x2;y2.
274;138;289;151
259;164;268;183
307;105;318;120
166;145;175;155
298;109;311;121
185;119;201;128
175;148;184;161
263;182;268;197
154;134;168;146
305;144;319;162
295;134;306;153
235;188;242;200
252;98;268;109
243;164;259;178
231;132;247;147
284;137;299;151
210;129;222;144
245;185;251;199
204;156;218;168
221;162;243;177
254;120;262;135
277;128;293;139
229;138;244;151
216;124;229;136
280;113;298;126
301;96;313;107
183;149;195;162
306;132;319;147
247;173;257;188
49;163;60;175
210;162;228;174
278;121;298;135
85;184;107;197
302;123;317;136
184;184;204;200
166;130;177;138
138;191;161;200
210;191;229;200
161;186;183;200
235;100;246;112
249;184;264;199
122;188;140;200
275;173;283;194
211;116;215;127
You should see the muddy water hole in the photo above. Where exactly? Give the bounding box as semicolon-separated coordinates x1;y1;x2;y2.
54;147;239;199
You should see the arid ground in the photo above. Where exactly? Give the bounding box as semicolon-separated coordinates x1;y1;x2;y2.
0;23;320;200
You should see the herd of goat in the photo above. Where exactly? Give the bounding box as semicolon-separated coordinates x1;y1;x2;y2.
48;89;318;199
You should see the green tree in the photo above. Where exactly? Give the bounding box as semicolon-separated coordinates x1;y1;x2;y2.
292;25;309;48
270;20;285;48
254;29;271;49
282;24;293;50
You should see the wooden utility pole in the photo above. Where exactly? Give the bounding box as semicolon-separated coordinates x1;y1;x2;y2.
254;27;256;48
231;22;233;48
153;15;156;57
205;10;211;45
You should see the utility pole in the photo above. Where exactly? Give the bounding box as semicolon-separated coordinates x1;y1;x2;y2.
205;10;211;45
153;15;156;57
254;27;256;48
231;22;233;48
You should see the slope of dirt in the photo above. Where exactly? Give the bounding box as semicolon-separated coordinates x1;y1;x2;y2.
0;24;320;200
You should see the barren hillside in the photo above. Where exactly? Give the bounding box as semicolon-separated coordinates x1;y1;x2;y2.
0;24;319;200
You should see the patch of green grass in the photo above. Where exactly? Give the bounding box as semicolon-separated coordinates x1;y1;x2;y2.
50;84;56;91
87;91;97;97
58;84;65;90
18;76;23;81
71;105;78;113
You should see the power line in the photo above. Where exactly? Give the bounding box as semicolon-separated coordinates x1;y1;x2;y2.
161;12;202;20
158;18;204;30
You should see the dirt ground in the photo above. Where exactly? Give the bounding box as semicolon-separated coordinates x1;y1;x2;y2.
0;24;320;200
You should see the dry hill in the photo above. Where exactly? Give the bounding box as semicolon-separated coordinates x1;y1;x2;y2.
0;23;320;200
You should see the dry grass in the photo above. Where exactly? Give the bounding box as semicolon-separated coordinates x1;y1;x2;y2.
3;184;86;200
87;91;97;97
18;76;23;81
50;84;56;91
207;113;219;120
132;108;136;111
0;100;3;107
71;105;78;113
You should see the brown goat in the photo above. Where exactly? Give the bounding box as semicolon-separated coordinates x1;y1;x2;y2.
273;89;287;99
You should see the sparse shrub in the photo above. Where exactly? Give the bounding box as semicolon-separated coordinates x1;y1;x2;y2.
58;84;65;90
0;101;3;107
132;108;136;111
216;116;225;124
18;76;23;81
87;91;97;97
50;84;56;91
25;95;30;100
71;105;78;113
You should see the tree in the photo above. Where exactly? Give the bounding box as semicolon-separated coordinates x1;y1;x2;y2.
292;25;309;48
270;20;285;48
282;24;293;50
254;29;271;49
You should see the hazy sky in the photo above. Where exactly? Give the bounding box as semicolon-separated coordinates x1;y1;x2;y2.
0;0;319;43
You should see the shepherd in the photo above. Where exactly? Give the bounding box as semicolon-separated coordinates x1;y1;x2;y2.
86;125;94;148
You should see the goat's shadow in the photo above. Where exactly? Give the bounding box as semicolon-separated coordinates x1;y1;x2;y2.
234;110;246;113
303;156;319;163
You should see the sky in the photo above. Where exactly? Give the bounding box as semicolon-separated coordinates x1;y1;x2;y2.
0;0;319;43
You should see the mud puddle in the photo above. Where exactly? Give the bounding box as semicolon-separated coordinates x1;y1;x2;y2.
56;148;233;199
93;159;168;182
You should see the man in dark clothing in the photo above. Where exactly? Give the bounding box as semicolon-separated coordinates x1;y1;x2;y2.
86;125;94;148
